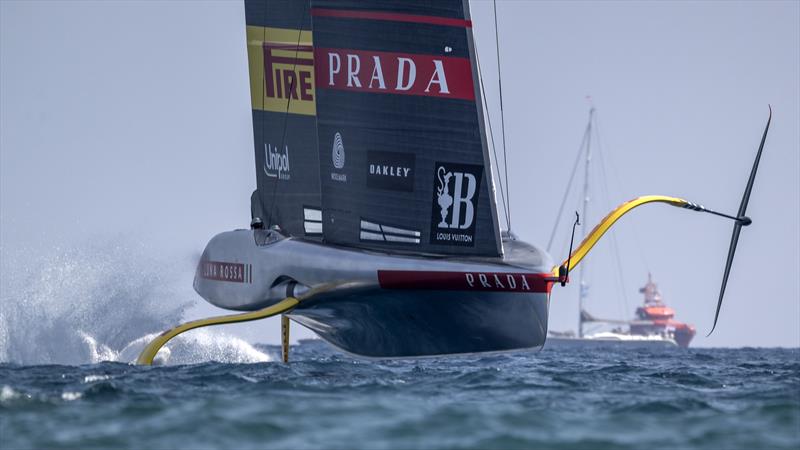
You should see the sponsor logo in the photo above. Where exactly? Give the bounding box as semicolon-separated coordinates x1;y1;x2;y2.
263;143;290;180
315;48;475;100
377;270;552;293
330;132;347;182
199;261;253;284
430;162;482;246
366;150;415;192
265;43;314;101
464;273;533;291
332;132;345;169
246;26;316;116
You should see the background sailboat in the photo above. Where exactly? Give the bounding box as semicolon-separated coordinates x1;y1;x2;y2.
545;108;696;348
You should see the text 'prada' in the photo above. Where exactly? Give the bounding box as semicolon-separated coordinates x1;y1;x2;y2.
315;48;475;100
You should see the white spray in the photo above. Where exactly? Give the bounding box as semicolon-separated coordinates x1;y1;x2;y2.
0;240;270;365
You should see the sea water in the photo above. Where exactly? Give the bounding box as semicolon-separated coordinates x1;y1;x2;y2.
1;345;798;449
1;246;798;449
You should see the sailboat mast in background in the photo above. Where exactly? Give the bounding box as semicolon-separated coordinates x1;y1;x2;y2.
577;107;594;338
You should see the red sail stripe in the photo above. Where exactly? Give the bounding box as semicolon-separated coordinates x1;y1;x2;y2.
263;55;314;66
310;8;472;28
377;270;553;293
264;44;314;52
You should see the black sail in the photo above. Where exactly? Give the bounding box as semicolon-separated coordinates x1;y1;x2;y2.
310;0;503;256
245;0;323;239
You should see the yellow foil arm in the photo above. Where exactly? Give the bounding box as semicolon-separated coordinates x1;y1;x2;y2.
552;195;689;276
136;297;299;365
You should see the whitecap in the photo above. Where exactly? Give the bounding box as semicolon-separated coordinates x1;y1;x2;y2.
1;385;19;402
61;391;83;401
117;329;271;365
83;374;111;383
234;373;259;383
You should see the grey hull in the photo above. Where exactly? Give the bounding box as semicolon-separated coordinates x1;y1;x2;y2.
193;229;554;357
290;288;549;358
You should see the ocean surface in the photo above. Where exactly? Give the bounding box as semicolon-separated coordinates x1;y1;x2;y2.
2;343;798;450
1;246;798;449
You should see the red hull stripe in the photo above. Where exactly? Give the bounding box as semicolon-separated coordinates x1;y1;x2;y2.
377;270;553;293
310;8;473;28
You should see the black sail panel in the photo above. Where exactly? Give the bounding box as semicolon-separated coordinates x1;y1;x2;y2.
311;0;502;256
245;0;322;239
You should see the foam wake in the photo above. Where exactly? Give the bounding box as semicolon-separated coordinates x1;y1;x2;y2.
0;241;270;365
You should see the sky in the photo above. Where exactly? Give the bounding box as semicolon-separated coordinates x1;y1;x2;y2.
1;0;798;348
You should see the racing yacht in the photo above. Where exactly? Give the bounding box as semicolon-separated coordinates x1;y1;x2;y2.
137;0;770;364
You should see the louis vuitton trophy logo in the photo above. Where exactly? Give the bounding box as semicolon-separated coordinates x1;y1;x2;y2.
431;162;482;246
436;165;476;229
436;166;454;227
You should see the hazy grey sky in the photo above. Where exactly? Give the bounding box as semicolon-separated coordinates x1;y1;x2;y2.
2;0;798;348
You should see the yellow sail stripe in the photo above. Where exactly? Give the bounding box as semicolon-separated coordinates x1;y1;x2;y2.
552;195;689;275
136;297;300;365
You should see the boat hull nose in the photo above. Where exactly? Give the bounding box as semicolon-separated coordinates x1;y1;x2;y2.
674;324;696;348
290;289;549;358
192;230;291;310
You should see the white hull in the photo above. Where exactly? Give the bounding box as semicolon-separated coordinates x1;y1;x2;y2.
545;332;678;349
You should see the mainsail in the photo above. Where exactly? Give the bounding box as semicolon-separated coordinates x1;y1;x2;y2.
245;0;323;239
310;0;502;256
245;0;502;255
